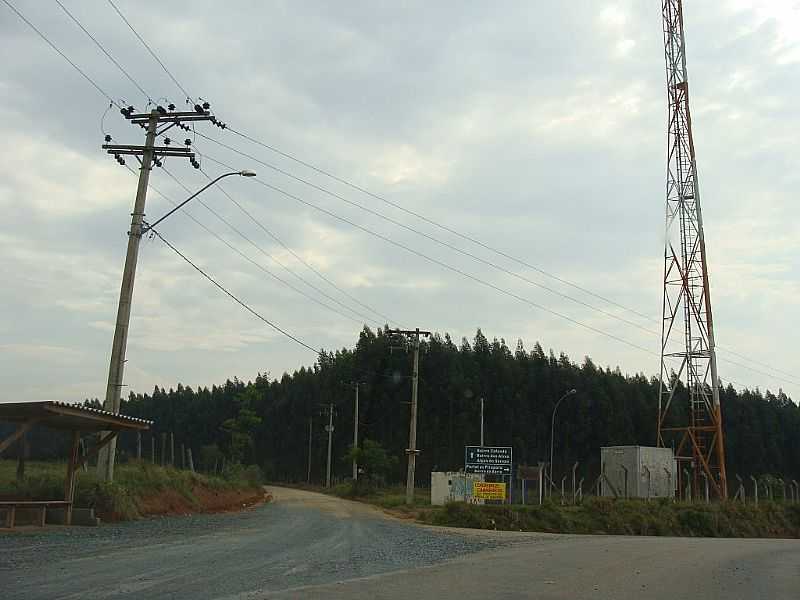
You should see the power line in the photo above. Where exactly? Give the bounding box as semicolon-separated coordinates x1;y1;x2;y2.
227;126;656;322
55;0;152;104
199;153;657;357
150;227;321;356
106;0;192;102
157;166;372;326
197;166;396;327
2;0;119;107
204;136;799;389
199;153;800;391
197;133;657;337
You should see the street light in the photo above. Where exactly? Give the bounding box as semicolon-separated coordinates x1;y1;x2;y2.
549;388;578;491
98;168;256;481
143;170;257;233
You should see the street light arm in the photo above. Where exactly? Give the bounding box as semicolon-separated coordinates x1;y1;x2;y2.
549;388;578;487
142;170;254;233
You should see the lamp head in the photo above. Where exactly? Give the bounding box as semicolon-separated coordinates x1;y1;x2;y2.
239;169;257;177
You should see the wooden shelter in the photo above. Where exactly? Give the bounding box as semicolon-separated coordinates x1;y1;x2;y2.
0;401;151;527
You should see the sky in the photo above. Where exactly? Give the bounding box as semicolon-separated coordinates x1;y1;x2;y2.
0;0;797;404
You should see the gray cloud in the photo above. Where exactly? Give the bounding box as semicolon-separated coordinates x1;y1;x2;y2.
0;0;796;403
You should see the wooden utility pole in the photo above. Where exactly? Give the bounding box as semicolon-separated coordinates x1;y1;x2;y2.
391;328;431;505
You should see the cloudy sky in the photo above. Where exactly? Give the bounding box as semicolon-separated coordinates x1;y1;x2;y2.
0;1;797;404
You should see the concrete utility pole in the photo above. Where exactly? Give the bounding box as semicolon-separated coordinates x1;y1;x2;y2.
96;103;223;481
96;109;158;481
352;383;360;481
307;416;312;484
391;328;431;506
324;403;334;488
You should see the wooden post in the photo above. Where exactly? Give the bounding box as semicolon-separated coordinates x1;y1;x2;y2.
187;448;195;473
169;433;175;467
16;432;27;482
160;433;166;467
64;431;80;525
136;431;142;460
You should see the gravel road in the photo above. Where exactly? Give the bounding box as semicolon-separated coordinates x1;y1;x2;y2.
1;486;797;599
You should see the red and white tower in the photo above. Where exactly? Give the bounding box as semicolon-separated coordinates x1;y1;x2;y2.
657;0;727;499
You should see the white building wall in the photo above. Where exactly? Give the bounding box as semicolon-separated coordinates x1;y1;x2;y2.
430;471;485;505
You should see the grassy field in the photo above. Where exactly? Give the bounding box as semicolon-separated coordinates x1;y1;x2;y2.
422;497;800;538
0;459;264;521
285;480;800;538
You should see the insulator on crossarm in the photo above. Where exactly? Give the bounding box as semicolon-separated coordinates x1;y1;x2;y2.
202;101;210;110
157;105;167;115
194;104;204;114
164;137;171;145
104;134;112;142
168;103;176;111
184;138;192;146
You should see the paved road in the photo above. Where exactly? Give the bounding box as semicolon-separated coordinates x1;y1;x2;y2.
1;487;798;599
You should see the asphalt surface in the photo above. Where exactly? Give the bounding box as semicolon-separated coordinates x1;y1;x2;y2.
1;487;798;599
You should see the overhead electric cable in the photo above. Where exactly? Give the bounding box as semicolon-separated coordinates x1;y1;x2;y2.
158;166;371;326
197;166;395;326
106;0;192;101
226;126;654;321
150;228;321;355
205;138;799;388
200;154;657;357
2;0;120;107
197;136;656;337
55;0;152;104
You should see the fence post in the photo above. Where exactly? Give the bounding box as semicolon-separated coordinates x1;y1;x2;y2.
643;465;651;501
621;465;629;499
577;477;584;502
169;433;175;467
136;431;142;460
750;475;758;505
571;462;579;504
735;474;745;502
160;433;166;467
187;448;195;473
560;475;567;505
150;435;155;464
180;443;185;470
683;469;691;502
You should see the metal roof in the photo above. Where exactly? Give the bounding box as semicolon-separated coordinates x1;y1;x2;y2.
0;401;152;432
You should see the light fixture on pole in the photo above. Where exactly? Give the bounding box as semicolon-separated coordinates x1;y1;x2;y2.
549;388;578;492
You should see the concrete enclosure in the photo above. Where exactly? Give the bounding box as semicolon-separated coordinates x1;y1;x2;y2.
430;472;485;505
600;446;677;498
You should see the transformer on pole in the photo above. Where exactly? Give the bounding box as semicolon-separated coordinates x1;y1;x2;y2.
657;0;728;500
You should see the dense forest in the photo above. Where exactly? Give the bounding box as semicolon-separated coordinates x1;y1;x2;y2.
8;327;799;489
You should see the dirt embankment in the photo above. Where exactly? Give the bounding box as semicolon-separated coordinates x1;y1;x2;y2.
128;485;268;521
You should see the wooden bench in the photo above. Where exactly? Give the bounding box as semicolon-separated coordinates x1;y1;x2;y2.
0;500;72;529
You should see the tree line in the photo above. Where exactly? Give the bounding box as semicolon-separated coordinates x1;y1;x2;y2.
7;327;798;488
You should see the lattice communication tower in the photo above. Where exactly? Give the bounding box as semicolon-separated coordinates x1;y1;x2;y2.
657;0;727;500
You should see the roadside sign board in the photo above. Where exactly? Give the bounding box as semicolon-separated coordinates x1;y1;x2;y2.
464;446;512;475
473;481;506;500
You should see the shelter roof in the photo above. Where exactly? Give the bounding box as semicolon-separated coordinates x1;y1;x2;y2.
0;401;151;432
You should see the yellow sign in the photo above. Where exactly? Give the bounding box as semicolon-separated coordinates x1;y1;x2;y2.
473;481;506;500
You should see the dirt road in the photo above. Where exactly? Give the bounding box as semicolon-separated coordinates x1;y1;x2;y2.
1;486;797;599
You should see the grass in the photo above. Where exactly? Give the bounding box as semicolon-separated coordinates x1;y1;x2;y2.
421;496;800;538
0;459;263;521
